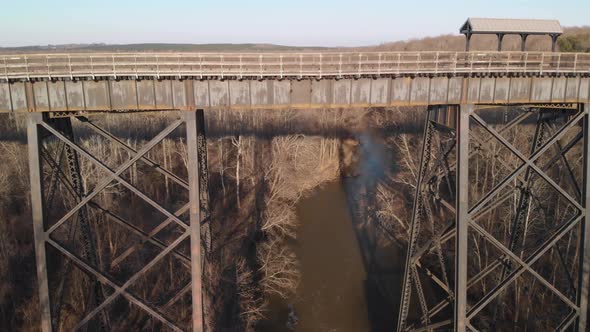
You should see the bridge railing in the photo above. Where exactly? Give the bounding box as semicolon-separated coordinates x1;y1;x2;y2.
2;52;589;80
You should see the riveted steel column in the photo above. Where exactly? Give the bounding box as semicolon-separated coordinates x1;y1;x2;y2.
27;113;52;332
578;103;590;331
186;109;204;332
396;107;434;331
455;105;471;332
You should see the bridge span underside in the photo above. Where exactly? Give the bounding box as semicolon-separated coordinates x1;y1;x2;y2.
1;75;590;113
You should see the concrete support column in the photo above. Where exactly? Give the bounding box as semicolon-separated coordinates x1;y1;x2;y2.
27;113;52;332
185;110;205;332
455;104;471;332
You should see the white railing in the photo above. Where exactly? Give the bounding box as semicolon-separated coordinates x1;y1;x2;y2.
1;51;589;80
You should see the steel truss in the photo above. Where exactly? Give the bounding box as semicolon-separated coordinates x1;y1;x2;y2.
397;103;590;331
27;110;211;332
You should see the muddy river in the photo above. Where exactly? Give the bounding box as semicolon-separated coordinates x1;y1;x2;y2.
261;180;370;331
262;138;406;330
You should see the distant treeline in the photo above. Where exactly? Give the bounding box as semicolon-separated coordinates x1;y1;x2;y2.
0;43;329;54
2;26;589;54
558;27;590;52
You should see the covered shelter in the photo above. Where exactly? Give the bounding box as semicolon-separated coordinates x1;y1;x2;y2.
460;18;563;52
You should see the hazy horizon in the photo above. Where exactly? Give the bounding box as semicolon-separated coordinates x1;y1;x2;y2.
1;0;589;48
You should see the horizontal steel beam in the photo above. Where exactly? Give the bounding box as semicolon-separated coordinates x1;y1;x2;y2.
2;73;590;113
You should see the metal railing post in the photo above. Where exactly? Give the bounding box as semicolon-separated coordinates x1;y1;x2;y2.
198;54;202;79
417;52;421;72
156;55;160;79
299;54;303;79
338;54;343;78
46;56;50;79
505;53;509;75
220;55;224;79
3;56;7;80
178;55;182;79
433;52;438;74
239;55;243;79
280;54;284;79
258;54;263;79
319;53;322;79
66;55;73;79
25;55;29;80
89;56;95;79
111;54;116;79
358;53;362;78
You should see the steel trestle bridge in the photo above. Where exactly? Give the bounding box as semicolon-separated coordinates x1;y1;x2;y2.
0;49;589;332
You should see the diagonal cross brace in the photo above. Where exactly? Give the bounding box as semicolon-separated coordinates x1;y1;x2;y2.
469;111;586;216
40;119;187;236
109;203;191;268
471;112;583;212
90;203;191;266
467;214;583;320
79;118;189;190
469;220;579;311
39;147;192;268
47;230;190;331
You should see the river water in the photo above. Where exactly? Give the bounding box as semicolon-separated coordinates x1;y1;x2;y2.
262;133;403;331
294;180;371;331
261;180;371;331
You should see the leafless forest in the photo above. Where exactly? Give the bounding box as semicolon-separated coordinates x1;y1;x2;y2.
0;106;421;331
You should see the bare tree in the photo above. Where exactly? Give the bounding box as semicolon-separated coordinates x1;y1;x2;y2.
236;258;266;331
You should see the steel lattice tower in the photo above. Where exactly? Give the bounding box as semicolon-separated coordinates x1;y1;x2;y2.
397;103;590;331
27;110;211;332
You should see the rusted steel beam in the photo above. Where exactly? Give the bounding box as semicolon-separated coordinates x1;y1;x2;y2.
185;109;205;332
26;113;52;332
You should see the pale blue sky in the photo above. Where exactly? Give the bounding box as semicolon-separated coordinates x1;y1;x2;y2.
1;0;588;47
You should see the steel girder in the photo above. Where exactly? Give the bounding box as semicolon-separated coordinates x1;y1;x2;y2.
26;110;211;331
397;104;590;331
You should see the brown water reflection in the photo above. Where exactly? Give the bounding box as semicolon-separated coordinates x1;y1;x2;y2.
262;133;404;331
292;180;370;331
261;180;370;331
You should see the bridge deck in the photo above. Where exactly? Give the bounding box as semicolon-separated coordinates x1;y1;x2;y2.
0;52;589;113
2;51;589;80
